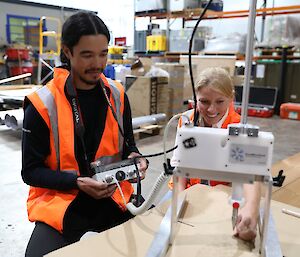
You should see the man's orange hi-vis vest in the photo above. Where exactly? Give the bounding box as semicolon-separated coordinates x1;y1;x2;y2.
25;68;133;233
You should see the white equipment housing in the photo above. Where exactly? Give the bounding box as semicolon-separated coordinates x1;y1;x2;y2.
172;125;274;181
91;158;139;185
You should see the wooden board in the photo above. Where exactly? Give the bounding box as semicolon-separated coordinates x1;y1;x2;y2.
0;84;41;90
47;185;300;257
271;152;300;207
0;85;40;102
133;125;163;140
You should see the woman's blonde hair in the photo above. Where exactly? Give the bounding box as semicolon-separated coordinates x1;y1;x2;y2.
196;67;234;99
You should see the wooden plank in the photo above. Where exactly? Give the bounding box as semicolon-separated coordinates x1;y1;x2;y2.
0;84;41;90
270;152;300;206
165;51;198;56
133;124;163;140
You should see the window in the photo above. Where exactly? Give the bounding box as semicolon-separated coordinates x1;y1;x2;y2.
6;14;46;47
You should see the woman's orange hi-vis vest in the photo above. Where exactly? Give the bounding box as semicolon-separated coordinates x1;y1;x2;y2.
25;68;133;233
169;103;240;188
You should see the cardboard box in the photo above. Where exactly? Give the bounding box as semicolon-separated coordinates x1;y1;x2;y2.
180;55;236;100
47;185;300;257
126;76;169;119
154;63;185;117
130;57;152;77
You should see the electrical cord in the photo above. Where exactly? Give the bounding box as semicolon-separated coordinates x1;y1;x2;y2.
125;113;190;215
189;0;213;126
133;159;143;207
126;172;170;215
132;145;178;160
130;145;179;208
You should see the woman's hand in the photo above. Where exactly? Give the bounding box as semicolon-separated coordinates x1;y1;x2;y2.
77;177;117;199
233;203;258;241
128;152;148;180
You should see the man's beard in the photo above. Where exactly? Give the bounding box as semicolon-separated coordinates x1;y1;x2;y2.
79;68;104;85
78;75;99;85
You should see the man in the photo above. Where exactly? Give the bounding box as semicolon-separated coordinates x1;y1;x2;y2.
22;11;147;256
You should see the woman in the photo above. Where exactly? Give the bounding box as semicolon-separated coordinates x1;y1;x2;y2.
170;67;260;241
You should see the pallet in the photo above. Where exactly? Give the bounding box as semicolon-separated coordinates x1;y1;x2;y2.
170;8;204;18
133;124;163;140
165;51;198;56
135;9;167;17
256;47;295;56
201;51;242;56
170;8;221;19
200;51;245;60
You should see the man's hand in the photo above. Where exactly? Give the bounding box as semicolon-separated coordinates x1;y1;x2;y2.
77;177;117;199
128;152;148;180
233;204;258;241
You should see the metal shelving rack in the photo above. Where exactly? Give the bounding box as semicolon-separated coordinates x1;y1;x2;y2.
133;4;300;53
134;4;300;20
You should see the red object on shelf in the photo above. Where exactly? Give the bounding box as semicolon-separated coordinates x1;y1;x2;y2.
114;37;126;46
235;106;274;118
6;48;31;60
9;66;33;76
280;103;300;120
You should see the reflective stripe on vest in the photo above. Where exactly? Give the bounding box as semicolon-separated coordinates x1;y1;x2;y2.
35;86;78;175
107;78;124;155
35;86;60;171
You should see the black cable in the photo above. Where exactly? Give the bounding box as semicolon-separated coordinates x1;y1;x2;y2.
130;145;178;204
189;0;213;126
133;159;143;206
132;145;178;160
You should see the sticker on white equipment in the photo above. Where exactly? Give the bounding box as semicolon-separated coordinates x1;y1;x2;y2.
229;144;268;165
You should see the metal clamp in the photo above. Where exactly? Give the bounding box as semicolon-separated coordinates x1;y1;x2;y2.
228;124;259;137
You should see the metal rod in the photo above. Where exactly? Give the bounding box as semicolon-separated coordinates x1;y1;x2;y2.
145;191;186;257
10;116;23;130
0;73;31;85
260;179;273;257
132;113;166;129
262;210;283;257
166;0;170;51
276;46;288;115
37;57;42;85
260;0;267;42
241;0;257;124
170;174;179;245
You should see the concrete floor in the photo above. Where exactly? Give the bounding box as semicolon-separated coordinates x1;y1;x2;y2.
0;116;299;257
